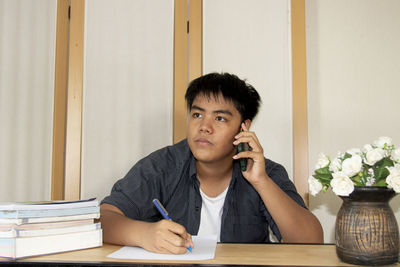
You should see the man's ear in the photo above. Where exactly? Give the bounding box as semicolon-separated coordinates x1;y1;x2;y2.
244;119;251;130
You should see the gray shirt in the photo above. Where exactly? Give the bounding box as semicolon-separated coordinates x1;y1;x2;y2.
101;139;306;243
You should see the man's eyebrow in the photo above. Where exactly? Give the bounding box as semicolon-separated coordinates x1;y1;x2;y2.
191;105;205;111
190;105;233;116
213;109;233;116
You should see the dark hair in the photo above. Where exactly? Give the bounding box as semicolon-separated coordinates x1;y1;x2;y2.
185;72;261;121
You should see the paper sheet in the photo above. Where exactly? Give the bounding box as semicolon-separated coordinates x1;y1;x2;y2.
107;235;217;261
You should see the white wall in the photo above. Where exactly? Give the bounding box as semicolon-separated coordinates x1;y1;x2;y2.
4;1;399;245
0;0;57;201
306;0;400;243
81;0;174;201
203;0;294;178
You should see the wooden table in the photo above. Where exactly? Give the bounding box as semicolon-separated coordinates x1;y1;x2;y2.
2;243;397;266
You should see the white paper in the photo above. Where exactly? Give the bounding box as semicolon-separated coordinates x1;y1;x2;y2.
107;235;217;261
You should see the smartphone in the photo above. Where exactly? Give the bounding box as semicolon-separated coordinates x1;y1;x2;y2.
237;128;250;172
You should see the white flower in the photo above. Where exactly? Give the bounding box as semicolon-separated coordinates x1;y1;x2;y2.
373;136;392;149
386;166;400;193
329;157;342;173
330;172;355;196
364;148;384;166
342;155;362;177
336;151;344;159
366;176;376;186
346;148;362;155
392;148;400;162
365;168;376;186
308;176;323;196
362;144;373;153
315;153;330;169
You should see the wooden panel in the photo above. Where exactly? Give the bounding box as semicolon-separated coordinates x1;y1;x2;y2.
64;0;85;200
173;0;188;143
188;0;202;82
291;0;309;206
51;0;69;200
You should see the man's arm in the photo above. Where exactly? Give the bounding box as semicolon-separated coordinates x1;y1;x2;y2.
250;176;323;243
233;124;323;243
100;203;194;253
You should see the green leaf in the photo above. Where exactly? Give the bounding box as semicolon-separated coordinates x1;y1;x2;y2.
374;167;389;180
360;168;369;185
374;179;388;187
315;167;331;175
353;181;363;186
343;153;352;160
375;157;394;168
314;173;333;183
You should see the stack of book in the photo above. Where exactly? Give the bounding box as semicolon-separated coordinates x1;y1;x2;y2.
0;198;102;259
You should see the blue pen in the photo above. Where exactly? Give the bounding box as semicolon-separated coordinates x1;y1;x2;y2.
152;199;192;252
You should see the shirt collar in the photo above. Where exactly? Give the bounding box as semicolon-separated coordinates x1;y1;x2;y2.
230;160;242;187
189;154;197;180
188;154;241;188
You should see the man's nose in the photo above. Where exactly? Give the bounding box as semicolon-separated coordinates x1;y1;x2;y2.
199;117;213;134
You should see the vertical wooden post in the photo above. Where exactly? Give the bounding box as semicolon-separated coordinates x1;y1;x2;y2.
188;0;202;83
173;0;188;143
291;0;309;206
51;0;69;200
64;0;85;200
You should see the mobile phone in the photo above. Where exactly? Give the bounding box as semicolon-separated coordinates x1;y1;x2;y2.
237;128;250;172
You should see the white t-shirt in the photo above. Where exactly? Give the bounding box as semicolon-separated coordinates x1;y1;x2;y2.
197;186;229;242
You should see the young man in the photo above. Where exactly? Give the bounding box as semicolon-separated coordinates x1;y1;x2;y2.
100;72;323;254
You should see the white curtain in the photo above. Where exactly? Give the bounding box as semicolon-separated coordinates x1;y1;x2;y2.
81;0;175;201
203;0;294;178
0;0;57;201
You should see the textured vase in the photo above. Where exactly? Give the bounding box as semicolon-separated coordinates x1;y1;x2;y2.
335;186;399;265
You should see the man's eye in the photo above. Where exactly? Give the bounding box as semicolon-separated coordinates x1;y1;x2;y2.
192;113;202;118
216;116;226;122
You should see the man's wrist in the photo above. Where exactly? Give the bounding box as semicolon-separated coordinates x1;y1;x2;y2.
251;174;272;190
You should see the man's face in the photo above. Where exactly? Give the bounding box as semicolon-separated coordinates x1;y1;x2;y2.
187;94;242;164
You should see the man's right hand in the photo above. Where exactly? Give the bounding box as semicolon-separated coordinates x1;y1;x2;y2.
100;203;193;254
140;219;194;254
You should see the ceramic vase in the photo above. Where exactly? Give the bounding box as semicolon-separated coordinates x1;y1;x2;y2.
335;186;399;265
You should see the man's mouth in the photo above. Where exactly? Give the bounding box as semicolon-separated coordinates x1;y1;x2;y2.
195;138;212;146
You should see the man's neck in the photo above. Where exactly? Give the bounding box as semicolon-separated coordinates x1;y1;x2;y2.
196;158;234;197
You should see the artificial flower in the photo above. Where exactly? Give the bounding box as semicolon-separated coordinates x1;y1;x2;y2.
329;157;342;173
309;136;398;196
386;166;400;193
392;148;400;163
308;176;323;196
364;148;384;166
342;155;362;177
315;153;330;169
331;172;354;196
374;136;392;149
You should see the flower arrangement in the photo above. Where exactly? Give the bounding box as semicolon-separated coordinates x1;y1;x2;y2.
309;136;400;196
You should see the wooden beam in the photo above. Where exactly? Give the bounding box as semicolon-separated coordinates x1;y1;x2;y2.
291;0;310;206
188;0;202;82
51;0;69;200
173;0;188;144
64;0;85;200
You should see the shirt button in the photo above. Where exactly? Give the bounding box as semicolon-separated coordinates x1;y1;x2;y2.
195;206;200;212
